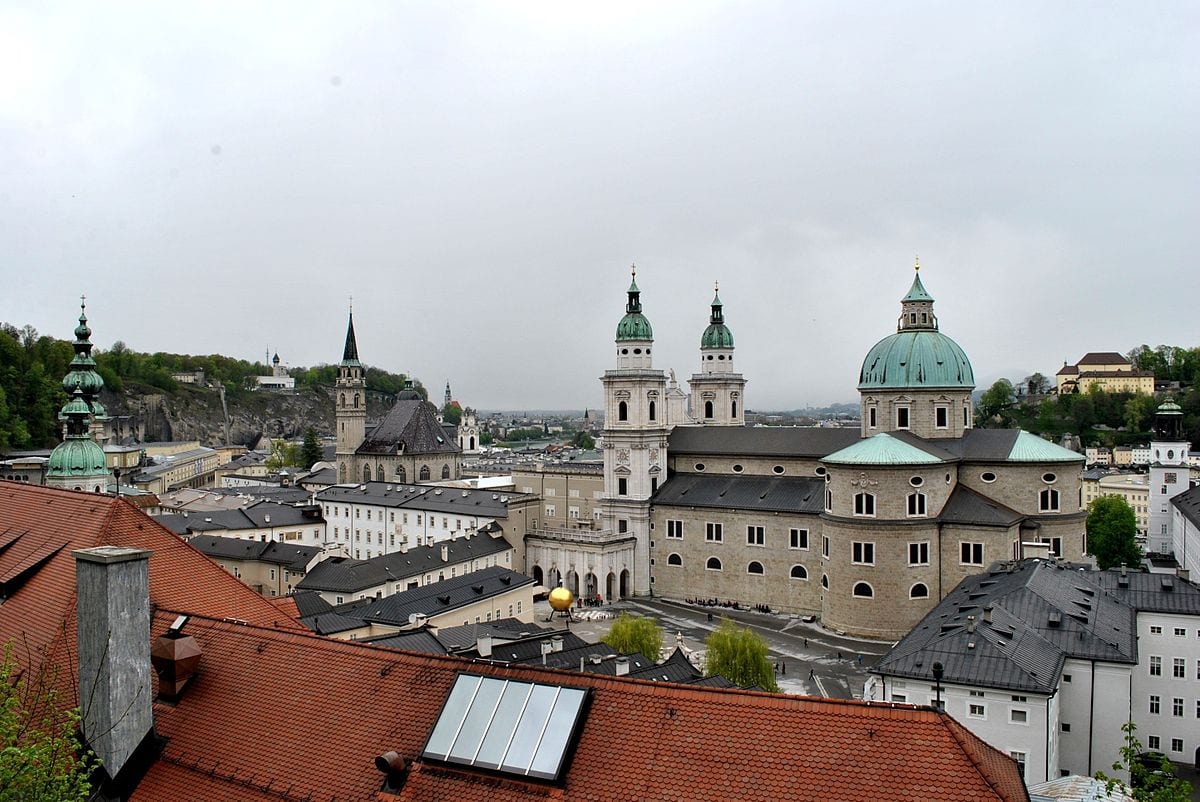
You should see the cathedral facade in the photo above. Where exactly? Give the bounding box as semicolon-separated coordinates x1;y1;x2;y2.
581;264;1086;640
334;313;462;485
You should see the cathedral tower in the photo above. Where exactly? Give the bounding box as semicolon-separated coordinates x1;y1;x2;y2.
858;260;975;439
601;267;668;595
688;283;746;425
1149;398;1190;555
335;310;366;483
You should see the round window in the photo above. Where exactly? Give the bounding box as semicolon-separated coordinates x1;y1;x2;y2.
694;463;706;472
732;464;744;473
981;472;997;483
1042;472;1057;484
717;354;725;360
706;355;714;360
621;348;629;355
815;466;827;476
772;465;785;475
633;348;642;354
1168;449;1175;460
945;473;952;484
910;476;924;487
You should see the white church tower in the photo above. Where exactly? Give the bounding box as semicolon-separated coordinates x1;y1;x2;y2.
688;283;746;426
600;267;668;596
1149;399;1190;554
335;310;366;483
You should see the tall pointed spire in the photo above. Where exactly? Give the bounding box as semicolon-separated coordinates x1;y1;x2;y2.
616;264;653;342
341;309;360;365
626;263;642;314
47;301;109;491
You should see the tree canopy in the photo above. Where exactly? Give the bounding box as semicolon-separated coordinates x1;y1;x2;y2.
1095;720;1192;801
300;428;323;470
1087;495;1142;569
0;642;95;801
704;618;778;692
603;613;663;661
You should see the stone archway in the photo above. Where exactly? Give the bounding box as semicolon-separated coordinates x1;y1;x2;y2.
619;569;630;599
566;570;579;596
585;572;598;599
606;572;616;602
532;565;544;586
548;567;561;589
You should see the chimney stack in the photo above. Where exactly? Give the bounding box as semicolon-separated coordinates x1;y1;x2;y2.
615;656;630;676
476;634;493;658
74;546;155;780
440;543;449;562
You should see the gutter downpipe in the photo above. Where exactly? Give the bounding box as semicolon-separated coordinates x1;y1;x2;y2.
1087;659;1096;775
1045;684;1058;784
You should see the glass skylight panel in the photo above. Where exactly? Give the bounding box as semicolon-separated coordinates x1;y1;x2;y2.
423;674;589;782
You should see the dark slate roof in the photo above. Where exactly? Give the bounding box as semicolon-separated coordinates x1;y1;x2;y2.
315;481;528;518
469;631;591;662
1092;568;1200;615
652;473;825;513
432;618;555;651
877;560;1137;695
939;430;1020;461
187;536;318;571
342;312;360;362
159;501;321;534
357;399;459;456
627;647;704;683
667;426;859;458
689;674;740;688
939;486;1025;528
1078;352;1130;365
301;467;337;486
291;590;333;618
295;533;512;593
358;629;450;655
887;431;961;462
1172;484;1200;532
345;566;534;626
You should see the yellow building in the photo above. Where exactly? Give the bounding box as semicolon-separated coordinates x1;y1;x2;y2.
1056;352;1155;395
1081;470;1149;535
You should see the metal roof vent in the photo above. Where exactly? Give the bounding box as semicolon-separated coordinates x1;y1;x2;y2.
1048;611;1062;628
151;615;202;702
375;751;409;792
1162;576;1175;591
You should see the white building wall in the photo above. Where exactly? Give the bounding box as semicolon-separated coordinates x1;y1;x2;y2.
321;498;496;560
1174;508;1200;581
1131;610;1200;764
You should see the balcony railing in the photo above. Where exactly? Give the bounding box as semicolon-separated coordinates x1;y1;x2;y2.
527;525;630;545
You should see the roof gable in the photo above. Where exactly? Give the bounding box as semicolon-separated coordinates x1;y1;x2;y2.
359;399;460;456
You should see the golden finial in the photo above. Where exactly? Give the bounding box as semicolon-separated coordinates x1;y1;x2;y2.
914;255;920;272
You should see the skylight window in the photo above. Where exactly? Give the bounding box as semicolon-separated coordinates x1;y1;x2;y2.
423;674;588;781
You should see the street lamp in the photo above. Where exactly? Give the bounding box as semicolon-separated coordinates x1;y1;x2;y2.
932;662;944;711
113;467;122;499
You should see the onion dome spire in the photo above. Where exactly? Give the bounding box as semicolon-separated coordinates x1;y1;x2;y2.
616;263;654;341
700;281;734;349
62;295;106;416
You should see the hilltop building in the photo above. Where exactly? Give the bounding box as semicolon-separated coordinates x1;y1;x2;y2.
334;311;462;484
1056;352;1154;395
255;352;295;390
526;262;1086;640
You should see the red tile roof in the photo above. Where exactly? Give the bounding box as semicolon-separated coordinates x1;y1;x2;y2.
1;482;1029;802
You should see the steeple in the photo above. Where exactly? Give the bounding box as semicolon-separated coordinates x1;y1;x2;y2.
341;308;360;365
897;256;938;332
62;296;107;420
47;299;109;492
690;281;745;424
616;264;654;344
444;381;452;408
700;282;734;350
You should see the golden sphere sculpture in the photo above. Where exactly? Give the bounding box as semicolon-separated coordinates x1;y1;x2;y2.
548;586;574;612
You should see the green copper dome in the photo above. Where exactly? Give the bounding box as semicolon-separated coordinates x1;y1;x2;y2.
858;330;975;390
700;290;734;349
616;271;654;342
46;437;108;477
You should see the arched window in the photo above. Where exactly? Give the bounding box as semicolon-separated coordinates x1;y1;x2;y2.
854;492;875;516
396;465;406;482
618;401;628;422
906;492;927;517
853;582;874;598
705;557;722;571
469;436;475;450
1039;488;1060;512
353;393;360;408
747;561;764;575
649;400;656;421
667;553;682;566
419;465;431;481
910;583;929;599
790;565;808;580
339;393;345;407
363;464;372;482
731;400;737;418
821;574;829;589
441;464;451;479
704;400;714;419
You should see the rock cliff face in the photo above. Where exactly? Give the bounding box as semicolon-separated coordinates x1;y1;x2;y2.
99;384;393;447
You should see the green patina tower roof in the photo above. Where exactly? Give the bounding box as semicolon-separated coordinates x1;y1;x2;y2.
902;270;934;303
61;298;106;403
700;286;734;349
823;433;946;465
616;266;653;341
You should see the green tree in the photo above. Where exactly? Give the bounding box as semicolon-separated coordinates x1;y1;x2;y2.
1023;373;1049;397
1087;496;1142;570
479;432;494;446
265;438;302;471
704;618;779;692
441;403;463;426
1096;720;1191;801
976;378;1016;427
0;643;95;801
571;430;595;449
603;613;663;661
300;428;323;470
1123;394;1159;434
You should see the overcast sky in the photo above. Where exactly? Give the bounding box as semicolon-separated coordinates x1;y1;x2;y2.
2;2;1197;410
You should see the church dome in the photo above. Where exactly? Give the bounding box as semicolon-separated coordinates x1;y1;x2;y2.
858;330;974;390
700;288;733;349
616;271;653;342
47;437;108;477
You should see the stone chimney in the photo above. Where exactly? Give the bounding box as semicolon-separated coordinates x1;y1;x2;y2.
440;543;449;562
615;656;630;676
476;634;493;658
74;546;155;780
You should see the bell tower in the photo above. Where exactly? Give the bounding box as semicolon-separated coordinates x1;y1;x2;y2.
600;266;668;595
688;282;746;425
1148;399;1190;555
335;308;366;483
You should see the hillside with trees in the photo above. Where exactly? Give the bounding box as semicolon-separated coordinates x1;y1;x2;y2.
975;345;1200;449
0;322;422;450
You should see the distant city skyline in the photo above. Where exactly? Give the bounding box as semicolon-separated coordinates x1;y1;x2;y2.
4;3;1196;410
